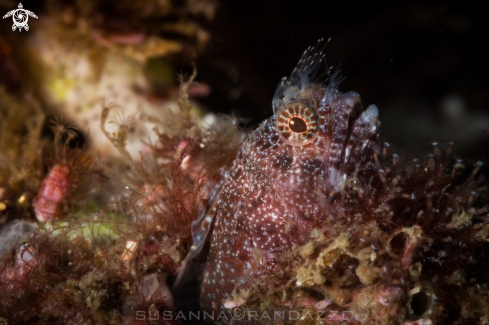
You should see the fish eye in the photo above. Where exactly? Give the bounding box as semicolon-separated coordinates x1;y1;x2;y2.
276;102;319;145
289;117;307;132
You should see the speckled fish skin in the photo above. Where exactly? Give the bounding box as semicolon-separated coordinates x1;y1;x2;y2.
199;39;382;312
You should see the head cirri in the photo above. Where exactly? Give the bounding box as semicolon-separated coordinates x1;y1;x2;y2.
173;38;381;315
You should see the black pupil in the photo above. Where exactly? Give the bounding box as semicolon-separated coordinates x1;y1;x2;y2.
289;117;307;133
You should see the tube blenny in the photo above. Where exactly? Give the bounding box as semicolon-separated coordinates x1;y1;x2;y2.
175;38;381;311
174;39;489;325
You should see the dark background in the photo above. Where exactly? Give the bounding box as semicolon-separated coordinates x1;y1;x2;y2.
195;0;489;159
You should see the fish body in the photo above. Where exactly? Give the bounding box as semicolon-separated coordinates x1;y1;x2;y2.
175;39;381;315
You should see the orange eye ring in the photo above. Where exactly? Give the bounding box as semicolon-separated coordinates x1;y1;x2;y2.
276;102;319;145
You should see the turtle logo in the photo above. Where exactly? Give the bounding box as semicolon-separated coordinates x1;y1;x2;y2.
3;3;38;32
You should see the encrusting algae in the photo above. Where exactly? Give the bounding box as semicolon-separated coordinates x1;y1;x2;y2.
0;12;488;324
174;39;489;324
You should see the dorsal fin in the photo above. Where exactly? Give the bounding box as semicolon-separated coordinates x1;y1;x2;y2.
272;38;346;114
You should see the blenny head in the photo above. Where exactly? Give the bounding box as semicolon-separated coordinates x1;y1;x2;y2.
247;38;381;200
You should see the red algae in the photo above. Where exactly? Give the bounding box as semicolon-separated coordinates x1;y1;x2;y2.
0;34;488;325
175;40;489;324
0;62;244;324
